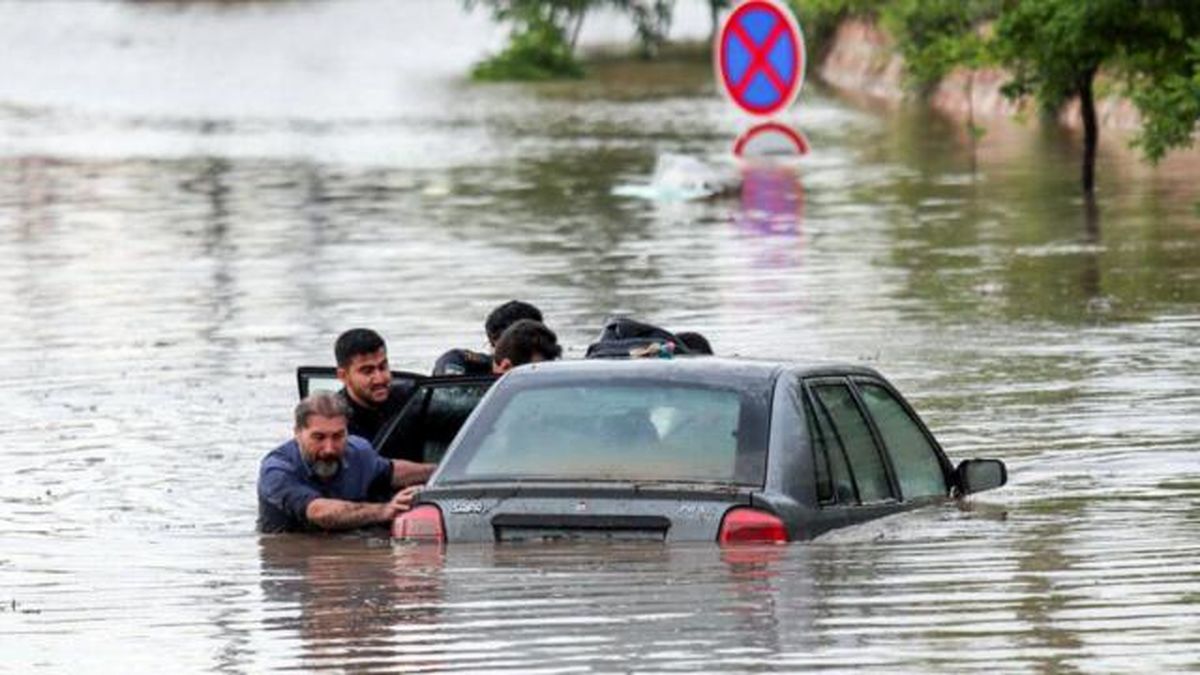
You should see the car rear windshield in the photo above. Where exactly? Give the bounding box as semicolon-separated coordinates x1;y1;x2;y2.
436;381;768;485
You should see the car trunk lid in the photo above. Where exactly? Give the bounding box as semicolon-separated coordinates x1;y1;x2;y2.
422;483;755;543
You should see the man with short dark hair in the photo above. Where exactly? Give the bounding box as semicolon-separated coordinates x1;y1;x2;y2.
334;328;414;444
257;392;435;533
492;319;562;374
433;300;544;376
676;331;713;355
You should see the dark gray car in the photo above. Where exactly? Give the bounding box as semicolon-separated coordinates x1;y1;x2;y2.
392;358;1006;544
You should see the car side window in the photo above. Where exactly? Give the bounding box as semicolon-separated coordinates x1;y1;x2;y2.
804;390;856;505
857;383;948;500
812;384;894;503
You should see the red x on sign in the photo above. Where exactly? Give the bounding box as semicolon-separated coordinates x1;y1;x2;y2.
716;0;805;117
728;18;790;100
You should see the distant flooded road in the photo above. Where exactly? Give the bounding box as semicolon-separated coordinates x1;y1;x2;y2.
2;1;1199;671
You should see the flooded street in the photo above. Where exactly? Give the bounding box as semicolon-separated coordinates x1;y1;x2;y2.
2;1;1199;671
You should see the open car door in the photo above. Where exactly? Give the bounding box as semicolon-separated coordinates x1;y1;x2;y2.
295;366;496;465
373;375;496;464
295;366;426;399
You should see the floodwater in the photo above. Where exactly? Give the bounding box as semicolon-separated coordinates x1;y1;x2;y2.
2;1;1199;671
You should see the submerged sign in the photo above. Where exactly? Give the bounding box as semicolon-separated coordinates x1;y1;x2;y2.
733;121;810;158
716;0;806;117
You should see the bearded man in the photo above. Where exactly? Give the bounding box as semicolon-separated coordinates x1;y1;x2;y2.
257;392;434;533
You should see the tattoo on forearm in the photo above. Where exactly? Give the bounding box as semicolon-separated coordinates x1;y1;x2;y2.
307;500;382;530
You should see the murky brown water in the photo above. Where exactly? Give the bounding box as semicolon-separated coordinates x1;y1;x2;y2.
2;1;1199;671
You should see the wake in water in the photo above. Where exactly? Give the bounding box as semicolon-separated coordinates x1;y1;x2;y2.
612;153;742;201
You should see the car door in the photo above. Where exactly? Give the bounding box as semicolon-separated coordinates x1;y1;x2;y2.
801;377;904;529
295;366;425;399
850;378;952;502
372;376;497;464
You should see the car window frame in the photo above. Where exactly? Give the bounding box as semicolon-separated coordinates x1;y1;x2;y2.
295;366;427;399
848;376;954;500
803;376;901;506
373;375;498;463
799;381;859;506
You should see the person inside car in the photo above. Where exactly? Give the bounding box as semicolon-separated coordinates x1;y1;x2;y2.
433;299;545;376
335;328;415;444
257;392;434;533
492;319;562;374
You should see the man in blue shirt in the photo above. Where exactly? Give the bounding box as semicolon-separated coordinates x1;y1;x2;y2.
258;391;435;533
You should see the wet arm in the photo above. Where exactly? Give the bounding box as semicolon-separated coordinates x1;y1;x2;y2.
305;498;389;530
392;459;435;488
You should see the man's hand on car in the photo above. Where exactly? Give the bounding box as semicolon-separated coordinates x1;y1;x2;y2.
382;485;422;521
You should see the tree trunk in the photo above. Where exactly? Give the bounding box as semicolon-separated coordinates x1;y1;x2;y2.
967;70;977;176
569;10;586;54
1078;69;1099;194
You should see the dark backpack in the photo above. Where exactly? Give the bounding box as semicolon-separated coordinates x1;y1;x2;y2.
585;317;693;359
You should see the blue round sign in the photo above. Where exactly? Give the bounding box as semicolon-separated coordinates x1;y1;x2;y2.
716;0;805;117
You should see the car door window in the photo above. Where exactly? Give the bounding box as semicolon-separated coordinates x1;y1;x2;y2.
374;379;494;463
804;390;856;505
813;384;894;503
857;383;947;500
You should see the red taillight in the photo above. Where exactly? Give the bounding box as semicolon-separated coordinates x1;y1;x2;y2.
718;507;788;545
392;504;445;543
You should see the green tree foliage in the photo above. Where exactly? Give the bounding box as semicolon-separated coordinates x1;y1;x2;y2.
880;0;996;88
1127;36;1200;162
471;14;585;81
991;0;1200;192
466;0;680;79
466;1;589;80
792;0;1200;194
787;0;888;54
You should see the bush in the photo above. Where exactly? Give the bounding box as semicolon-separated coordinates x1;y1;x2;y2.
472;18;584;81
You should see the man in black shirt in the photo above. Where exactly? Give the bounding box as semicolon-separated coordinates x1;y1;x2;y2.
491;319;562;373
433;300;544;376
334;328;415;445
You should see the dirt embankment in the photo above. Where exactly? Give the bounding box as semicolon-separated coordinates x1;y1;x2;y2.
817;19;1142;132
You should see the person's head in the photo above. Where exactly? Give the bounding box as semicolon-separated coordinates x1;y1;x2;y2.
334;328;391;408
492;319;562;374
676;331;713;355
294;392;351;480
485;300;543;346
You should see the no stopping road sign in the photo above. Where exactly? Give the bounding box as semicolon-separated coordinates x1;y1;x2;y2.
716;0;806;117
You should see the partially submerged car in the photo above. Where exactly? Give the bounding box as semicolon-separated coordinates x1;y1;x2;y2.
390;358;1006;545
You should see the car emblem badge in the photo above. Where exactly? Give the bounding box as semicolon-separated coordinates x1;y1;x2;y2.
575;501;588;513
447;499;485;514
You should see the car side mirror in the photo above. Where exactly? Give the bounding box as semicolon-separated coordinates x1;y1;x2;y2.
955;459;1007;495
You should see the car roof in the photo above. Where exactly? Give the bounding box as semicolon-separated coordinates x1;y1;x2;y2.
501;356;886;388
